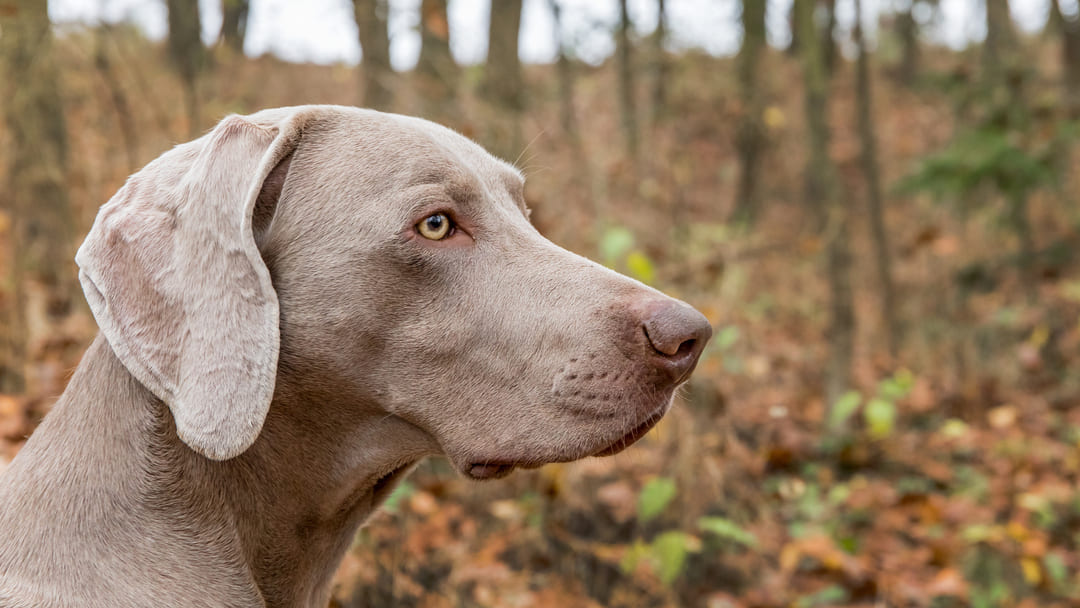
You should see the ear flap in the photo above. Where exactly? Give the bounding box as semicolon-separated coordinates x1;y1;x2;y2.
76;112;304;460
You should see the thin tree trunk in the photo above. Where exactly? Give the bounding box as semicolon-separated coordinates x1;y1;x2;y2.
94;26;139;173
984;0;1016;85
822;0;838;76
1056;0;1080;117
897;3;919;85
797;0;853;407
855;0;899;357
481;0;525;162
416;0;458;122
732;0;767;224
650;0;668;127
1009;192;1038;303
615;0;638;158
0;0;76;392
549;0;578;143
220;0;249;53
354;0;393;111
166;0;204;136
787;1;836;73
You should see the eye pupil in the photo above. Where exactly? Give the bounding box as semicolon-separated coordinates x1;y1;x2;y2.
417;212;452;240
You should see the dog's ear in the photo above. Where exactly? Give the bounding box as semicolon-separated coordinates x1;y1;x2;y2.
76;112;305;460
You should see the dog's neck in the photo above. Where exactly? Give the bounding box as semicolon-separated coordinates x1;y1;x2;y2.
0;335;434;607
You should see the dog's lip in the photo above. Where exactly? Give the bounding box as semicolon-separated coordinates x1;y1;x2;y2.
466;463;518;480
463;405;669;480
591;406;667;457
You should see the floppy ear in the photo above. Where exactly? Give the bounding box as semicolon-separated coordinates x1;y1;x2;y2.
75;112;305;460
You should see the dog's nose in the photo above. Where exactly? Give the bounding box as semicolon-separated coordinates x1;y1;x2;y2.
642;300;713;380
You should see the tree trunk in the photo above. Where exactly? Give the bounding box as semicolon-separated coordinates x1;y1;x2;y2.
94;26;139;173
796;0;853;407
821;0;838;76
855;0;899;357
787;0;836;75
481;0;525;162
549;0;578;142
897;3;919;86
650;0;668;127
416;0;458;122
984;0;1016;84
1008;192;1038;303
0;0;76;392
354;0;394;111
220;0;249;53
787;0;799;56
615;0;638;158
166;0;205;136
1056;0;1080;116
732;0;767;224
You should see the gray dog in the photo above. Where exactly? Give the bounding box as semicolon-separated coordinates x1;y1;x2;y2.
0;106;711;607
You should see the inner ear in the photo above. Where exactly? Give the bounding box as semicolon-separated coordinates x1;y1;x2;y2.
253;151;293;246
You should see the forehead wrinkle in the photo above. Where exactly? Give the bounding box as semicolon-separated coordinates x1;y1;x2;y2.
396;115;527;218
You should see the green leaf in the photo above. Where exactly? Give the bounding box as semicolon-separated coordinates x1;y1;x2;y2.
698;516;758;548
638;477;677;523
1045;552;1068;585
714;325;740;351
864;397;897;439
650;531;693;585
828;391;862;431
619;540;651;575
599;227;635;265
878;369;914;401
795;584;849;608
625;250;656;284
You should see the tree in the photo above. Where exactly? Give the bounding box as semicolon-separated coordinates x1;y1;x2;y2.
220;0;249;53
854;0;899;356
983;0;1017;83
549;0;578;142
787;0;837;76
166;0;205;135
615;0;638;157
796;0;854;407
650;0;669;127
896;3;919;85
481;0;525;161
1053;0;1080;116
0;0;76;392
354;0;394;110
416;0;458;121
732;0;767;224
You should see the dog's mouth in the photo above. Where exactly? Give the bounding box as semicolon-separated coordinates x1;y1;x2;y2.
590;407;667;457
464;406;668;481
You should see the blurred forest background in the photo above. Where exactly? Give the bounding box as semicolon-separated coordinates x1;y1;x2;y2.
3;0;1080;606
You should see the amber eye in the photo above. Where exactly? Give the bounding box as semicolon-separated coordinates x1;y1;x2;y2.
417;213;452;240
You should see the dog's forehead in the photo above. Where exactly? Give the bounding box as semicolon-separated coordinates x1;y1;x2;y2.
273;106;529;219
386;113;525;200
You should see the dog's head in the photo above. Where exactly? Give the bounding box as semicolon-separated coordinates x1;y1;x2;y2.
76;106;711;479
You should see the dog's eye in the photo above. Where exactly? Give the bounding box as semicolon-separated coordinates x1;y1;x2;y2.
417;213;453;240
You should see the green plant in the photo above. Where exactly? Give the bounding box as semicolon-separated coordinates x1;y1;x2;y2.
599;226;656;284
826;369;914;441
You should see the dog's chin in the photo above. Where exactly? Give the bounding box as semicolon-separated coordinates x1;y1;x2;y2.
460;401;671;481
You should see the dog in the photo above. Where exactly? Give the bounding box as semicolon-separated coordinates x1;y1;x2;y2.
0;106;712;607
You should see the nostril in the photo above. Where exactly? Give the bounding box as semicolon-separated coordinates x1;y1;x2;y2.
643;325;680;357
674;338;697;359
641;300;712;362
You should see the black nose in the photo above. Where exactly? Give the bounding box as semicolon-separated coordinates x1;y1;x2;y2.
642;300;713;381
